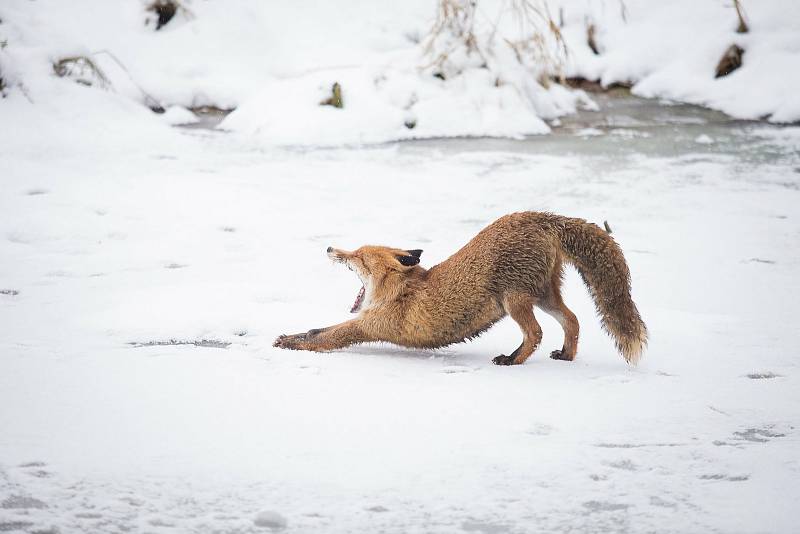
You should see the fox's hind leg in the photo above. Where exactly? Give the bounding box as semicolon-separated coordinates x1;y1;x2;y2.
492;293;542;366
539;266;580;361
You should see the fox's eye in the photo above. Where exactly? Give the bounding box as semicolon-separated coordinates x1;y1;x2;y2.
406;249;423;258
396;255;420;267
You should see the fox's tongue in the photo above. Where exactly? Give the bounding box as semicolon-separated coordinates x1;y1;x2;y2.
350;286;365;314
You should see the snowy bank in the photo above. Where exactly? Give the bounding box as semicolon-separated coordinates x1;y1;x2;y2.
557;0;800;123
1;0;798;149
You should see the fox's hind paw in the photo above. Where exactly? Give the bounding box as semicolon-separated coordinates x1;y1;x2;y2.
550;349;574;361
492;355;516;366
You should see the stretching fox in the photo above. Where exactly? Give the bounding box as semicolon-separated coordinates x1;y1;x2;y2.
274;212;648;366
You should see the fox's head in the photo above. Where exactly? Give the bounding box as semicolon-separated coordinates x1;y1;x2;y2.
326;245;424;314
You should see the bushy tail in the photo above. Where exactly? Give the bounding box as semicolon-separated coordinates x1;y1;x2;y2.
557;217;648;364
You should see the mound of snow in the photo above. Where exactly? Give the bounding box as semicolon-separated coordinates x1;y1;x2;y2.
221;65;590;146
556;0;800;123
160;105;198;126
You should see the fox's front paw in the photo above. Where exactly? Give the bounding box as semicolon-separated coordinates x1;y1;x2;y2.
273;333;308;350
492;355;516;366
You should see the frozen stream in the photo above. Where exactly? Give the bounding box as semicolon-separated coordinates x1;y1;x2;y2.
398;91;797;163
1;94;799;533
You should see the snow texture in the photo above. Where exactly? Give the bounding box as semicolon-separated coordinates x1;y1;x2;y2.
2;98;800;533
1;1;799;533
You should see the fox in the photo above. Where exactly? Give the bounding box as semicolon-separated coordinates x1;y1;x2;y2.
273;211;648;366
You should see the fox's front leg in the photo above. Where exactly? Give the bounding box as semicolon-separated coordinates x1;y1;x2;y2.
273;320;369;352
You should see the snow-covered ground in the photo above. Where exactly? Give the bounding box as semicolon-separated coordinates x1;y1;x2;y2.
2;93;800;532
2;1;800;532
1;0;798;149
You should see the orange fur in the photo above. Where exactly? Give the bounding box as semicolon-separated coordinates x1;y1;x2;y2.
274;212;648;366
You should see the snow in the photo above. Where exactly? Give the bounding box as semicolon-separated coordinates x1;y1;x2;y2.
2;103;800;531
220;67;591;146
1;1;800;533
576;127;604;137
160;105;199;126
557;0;800;124
695;134;715;144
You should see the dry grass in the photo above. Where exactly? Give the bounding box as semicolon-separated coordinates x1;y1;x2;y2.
53;52;165;112
53;56;111;88
422;0;485;73
421;0;567;83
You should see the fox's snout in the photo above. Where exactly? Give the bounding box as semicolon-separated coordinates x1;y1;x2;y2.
326;246;351;266
326;246;345;260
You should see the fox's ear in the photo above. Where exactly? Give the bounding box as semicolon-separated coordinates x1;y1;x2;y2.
406;249;423;258
396;254;420;267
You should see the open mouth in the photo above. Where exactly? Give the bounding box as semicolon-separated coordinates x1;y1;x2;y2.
329;251;366;314
350;285;365;314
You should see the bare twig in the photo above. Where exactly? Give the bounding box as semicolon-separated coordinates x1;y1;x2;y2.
91;50;164;111
732;0;749;33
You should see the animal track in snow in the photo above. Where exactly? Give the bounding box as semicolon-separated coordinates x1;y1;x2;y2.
440;365;476;374
732;427;785;443
714;425;786;446
582;501;630;513
745;372;783;379
128;339;231;349
698;473;749;481
1;495;48;509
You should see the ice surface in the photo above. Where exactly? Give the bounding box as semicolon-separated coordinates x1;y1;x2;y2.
253;510;288;530
1;92;799;532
